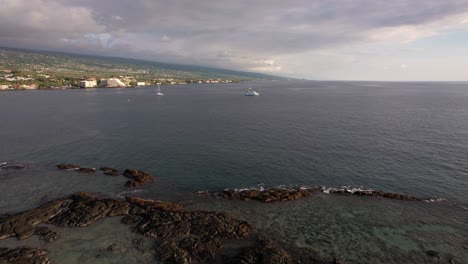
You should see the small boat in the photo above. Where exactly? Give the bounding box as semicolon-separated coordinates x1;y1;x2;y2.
156;84;164;96
245;84;259;96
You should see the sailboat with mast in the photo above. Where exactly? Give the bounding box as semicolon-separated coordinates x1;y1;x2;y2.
244;83;259;96
156;83;164;96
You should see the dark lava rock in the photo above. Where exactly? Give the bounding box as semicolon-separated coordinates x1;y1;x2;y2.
0;247;50;264
47;193;141;227
121;215;141;225
126;180;146;188
126;197;183;211
56;164;96;173
426;250;440;258
100;167;119;176
56;164;79;170
0;192;258;264
0;199;66;240
139;210;251;263
226;238;292;264
219;187;423;203
221;188;318;203
34;226;59;242
77;167;96;173
123;169;155;188
349;190;422;201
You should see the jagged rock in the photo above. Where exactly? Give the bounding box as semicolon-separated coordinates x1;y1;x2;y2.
47;194;140;227
56;164;79;170
0;200;66;240
0;247;50;264
56;164;95;173
0;192;255;264
126;197;183;211
136;209;251;263
121;215;141;225
77;167;96;173
350;190;422;201
126;180;146;188
100;167;119;176
219;187;423;203
123;169;155;188
34;227;59;242
156;241;191;264
221;188;317;203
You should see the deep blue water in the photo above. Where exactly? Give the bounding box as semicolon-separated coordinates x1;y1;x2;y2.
1;81;468;203
1;81;468;263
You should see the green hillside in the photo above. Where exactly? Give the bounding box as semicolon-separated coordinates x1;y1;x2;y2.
0;47;288;89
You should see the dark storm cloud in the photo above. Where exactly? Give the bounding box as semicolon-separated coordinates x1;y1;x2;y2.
1;0;468;71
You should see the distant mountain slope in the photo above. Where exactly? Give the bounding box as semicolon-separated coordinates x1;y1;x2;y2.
0;47;289;81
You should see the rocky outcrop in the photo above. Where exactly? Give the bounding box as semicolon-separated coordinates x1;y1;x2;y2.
56;164;95;173
57;164;157;187
126;197;183;211
0;248;51;264
141;210;251;263
47;192;142;227
0;199;66;240
0;192;253;264
100;167;119;176
221;188;318;203
123;169;155;188
56;164;80;170
218;187;423;203
330;188;422;201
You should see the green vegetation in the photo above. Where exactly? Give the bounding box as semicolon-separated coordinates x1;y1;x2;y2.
0;47;288;90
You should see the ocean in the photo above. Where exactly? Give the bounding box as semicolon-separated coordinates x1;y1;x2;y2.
0;81;467;263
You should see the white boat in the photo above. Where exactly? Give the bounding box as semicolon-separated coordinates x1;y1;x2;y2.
156;84;164;96
245;84;259;96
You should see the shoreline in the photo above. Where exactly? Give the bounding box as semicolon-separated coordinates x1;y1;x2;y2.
0;81;243;92
0;162;466;264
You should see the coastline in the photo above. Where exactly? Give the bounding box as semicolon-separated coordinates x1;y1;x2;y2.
0;81;240;92
1;162;467;264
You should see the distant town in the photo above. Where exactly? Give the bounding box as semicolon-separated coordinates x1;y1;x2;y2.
0;48;287;91
0;71;236;91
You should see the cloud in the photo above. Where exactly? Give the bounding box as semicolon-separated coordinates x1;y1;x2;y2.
1;0;468;79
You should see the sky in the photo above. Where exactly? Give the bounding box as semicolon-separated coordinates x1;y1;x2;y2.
1;0;468;81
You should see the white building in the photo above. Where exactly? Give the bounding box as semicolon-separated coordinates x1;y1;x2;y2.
99;78;126;88
0;85;10;90
79;80;97;88
136;82;146;86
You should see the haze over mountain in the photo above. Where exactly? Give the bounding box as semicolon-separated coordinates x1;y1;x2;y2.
1;0;468;81
0;46;289;81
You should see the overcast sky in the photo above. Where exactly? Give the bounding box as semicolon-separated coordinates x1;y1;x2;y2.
1;0;468;80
